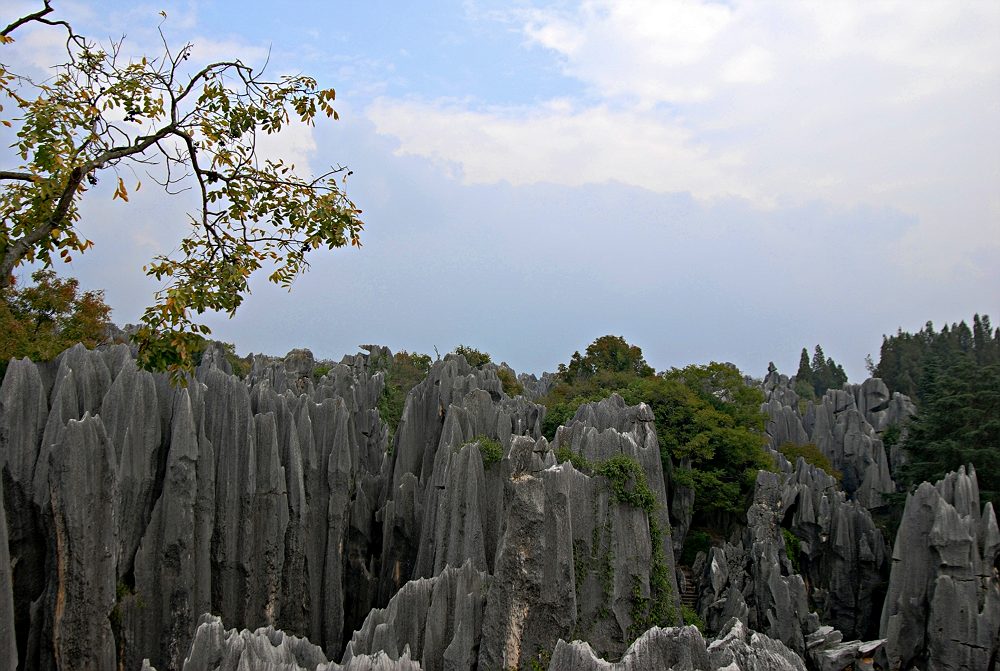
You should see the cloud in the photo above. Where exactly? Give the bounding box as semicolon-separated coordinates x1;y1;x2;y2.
368;98;752;200
367;0;1000;278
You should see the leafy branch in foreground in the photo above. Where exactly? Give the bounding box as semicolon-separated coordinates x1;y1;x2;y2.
1;2;363;379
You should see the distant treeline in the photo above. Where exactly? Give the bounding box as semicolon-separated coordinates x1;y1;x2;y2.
873;314;1000;506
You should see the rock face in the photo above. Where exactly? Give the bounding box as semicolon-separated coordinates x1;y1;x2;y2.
760;368;914;509
546;618;805;671
1;475;17;669
0;345;396;669
780;460;888;640
692;470;886;670
1;343;992;671
344;560;487;670
879;465;1000;671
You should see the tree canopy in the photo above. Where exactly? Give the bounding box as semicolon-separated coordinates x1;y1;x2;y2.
876;315;1000;506
557;334;655;383
541;337;771;521
0;2;363;378
0;268;110;376
793;345;848;399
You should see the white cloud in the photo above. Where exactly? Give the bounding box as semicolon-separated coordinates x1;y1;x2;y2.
367;0;1000;276
368;98;754;200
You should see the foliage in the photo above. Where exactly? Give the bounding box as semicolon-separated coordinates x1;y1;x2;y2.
873;315;999;402
794;345;848;397
554;446;594;474
0;269;110;375
376;350;432;438
778;442;841;481
881;423;901;450
312;363;331;380
452;344;491;368
558;334;654;383
680;529;712;566
540;339;772;522
681;605;705;632
782;528;801;573
496;365;523;397
899;354;1000;507
0;3;363;379
474;435;503;466
869;315;1000;506
596;454;656;511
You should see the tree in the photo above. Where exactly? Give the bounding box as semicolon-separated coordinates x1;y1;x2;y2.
452;345;492;368
873;315;1000;402
0;268;110;376
900;354;1000;507
540;339;771;522
557;334;654;383
1;3;363;377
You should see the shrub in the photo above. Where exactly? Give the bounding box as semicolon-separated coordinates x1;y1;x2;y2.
377;350;432;438
680;529;712;566
682;605;705;631
596;455;656;512
453;344;491;368
497;366;524;397
474;435;503;466
555;446;594;474
782;528;801;573
778;442;841;481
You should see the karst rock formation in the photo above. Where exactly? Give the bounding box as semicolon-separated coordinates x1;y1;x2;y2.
1;344;997;670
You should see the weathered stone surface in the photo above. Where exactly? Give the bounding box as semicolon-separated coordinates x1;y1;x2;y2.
555;394;682;626
517;371;557;401
707;618;806;671
478;464;580;670
45;414;118;671
102;358;162;579
546;619;805;671
125;386;212;671
694;472;820;654
548;626;710;671
780;460;887;639
880;465;1000;671
0;475;17;670
762;398;808;451
377;355;542;607
0;357;48;665
201;367;257;629
761;370;904;509
344;560;487;671
6;341;960;671
179;613;329;671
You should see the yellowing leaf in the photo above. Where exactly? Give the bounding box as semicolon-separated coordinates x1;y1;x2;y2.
113;177;129;202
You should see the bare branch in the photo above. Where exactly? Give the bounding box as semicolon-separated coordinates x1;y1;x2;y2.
2;0;53;37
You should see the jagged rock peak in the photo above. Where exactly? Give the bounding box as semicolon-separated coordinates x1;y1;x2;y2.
880;464;1000;671
345;559;487;670
546;618;806;671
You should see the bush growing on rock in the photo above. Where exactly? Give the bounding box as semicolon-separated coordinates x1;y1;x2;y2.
778;442;841;481
376;350;432;437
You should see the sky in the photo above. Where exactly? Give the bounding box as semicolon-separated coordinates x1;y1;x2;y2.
4;0;999;381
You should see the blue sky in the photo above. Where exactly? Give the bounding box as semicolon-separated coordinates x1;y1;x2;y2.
4;1;999;381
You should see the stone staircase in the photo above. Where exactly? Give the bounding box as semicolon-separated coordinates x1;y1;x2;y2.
679;565;698;611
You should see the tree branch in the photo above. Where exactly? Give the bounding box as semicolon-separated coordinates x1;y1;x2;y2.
1;1;53;37
0;165;85;287
0;170;38;182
